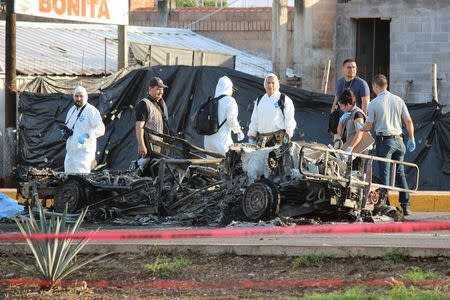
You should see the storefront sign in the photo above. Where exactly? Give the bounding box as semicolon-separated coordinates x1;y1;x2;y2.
15;0;129;25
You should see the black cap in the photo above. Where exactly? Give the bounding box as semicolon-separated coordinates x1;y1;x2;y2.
149;77;168;88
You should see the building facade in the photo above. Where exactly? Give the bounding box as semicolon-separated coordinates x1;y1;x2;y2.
131;0;449;109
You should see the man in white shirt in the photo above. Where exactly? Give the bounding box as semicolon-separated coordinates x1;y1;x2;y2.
247;73;296;147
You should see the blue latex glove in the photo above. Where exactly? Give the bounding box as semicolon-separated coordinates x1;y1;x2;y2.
339;112;351;122
78;134;88;144
237;132;245;141
248;138;255;144
345;146;353;153
284;137;289;144
407;138;416;152
357;122;365;131
60;129;66;136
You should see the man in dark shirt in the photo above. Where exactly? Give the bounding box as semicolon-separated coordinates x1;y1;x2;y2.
135;77;169;158
331;59;370;115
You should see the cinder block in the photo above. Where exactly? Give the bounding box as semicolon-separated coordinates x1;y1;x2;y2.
414;53;432;63
423;43;439;52
415;33;432;42
441;23;450;32
397;53;416;64
432;33;449;43
407;23;422;32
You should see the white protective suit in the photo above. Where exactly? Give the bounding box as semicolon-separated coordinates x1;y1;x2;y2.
204;76;242;155
247;73;296;138
64;87;105;173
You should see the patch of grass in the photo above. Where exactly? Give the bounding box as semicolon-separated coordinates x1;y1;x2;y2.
293;254;332;267
86;272;99;281
55;286;77;295
303;285;448;300
381;248;409;266
99;263;114;270
390;285;447;300
0;259;14;268
446;258;450;267
399;266;442;281
303;285;377;299
144;255;192;277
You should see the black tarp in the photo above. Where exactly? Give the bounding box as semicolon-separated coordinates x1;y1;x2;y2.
18;66;449;190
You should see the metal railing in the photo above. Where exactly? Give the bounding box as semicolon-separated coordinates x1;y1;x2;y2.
299;144;419;194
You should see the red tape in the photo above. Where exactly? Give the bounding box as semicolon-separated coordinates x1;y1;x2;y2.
0;278;448;289
0;221;449;241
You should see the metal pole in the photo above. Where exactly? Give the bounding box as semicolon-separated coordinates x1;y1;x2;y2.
118;25;128;70
104;37;107;74
5;0;16;129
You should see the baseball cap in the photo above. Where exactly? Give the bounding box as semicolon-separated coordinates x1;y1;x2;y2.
149;77;168;88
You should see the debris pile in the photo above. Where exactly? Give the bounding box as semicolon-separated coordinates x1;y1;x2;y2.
17;133;418;226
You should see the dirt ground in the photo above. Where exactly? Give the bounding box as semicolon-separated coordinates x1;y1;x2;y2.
1;251;449;299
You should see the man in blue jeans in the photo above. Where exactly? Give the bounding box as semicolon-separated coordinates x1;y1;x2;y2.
358;75;416;215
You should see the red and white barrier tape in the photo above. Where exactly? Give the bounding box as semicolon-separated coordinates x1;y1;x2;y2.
1;278;448;289
0;221;449;241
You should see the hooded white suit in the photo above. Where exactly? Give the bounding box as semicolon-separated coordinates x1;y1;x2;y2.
247;73;296;138
64;86;105;173
204;76;242;155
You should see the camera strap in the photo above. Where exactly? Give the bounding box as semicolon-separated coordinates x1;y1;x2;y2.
65;104;87;131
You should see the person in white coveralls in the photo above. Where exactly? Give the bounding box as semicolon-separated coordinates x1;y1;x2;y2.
247;73;296;147
63;86;105;173
204;76;245;155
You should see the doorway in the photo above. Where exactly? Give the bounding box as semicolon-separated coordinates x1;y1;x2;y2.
356;18;390;97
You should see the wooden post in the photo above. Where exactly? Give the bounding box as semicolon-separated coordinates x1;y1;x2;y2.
323;59;331;94
200;52;205;66
166;53;172;65
432;64;439;103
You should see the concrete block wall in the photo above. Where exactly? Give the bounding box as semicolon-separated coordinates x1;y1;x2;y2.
312;0;337;92
130;7;295;66
335;0;450;110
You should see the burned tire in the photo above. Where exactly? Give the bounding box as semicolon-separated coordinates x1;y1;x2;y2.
259;179;280;216
242;181;278;221
54;180;81;213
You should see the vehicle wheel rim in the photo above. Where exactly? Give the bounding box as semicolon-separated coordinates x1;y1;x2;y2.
242;182;271;221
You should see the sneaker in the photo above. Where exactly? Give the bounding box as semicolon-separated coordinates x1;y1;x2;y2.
401;205;411;216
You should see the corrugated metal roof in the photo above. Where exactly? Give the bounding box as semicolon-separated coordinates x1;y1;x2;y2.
0;21;273;77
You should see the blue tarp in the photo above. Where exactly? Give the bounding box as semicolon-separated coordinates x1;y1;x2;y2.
0;192;24;218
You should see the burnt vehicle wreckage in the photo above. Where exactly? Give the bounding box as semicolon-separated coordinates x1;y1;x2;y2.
18;127;419;225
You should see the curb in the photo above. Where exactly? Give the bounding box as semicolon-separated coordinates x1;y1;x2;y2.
1;242;448;258
389;191;450;212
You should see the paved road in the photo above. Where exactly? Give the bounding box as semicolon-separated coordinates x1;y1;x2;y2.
1;212;449;257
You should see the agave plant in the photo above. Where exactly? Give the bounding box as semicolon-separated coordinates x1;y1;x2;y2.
8;202;110;287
